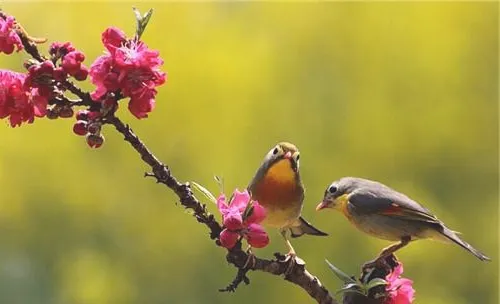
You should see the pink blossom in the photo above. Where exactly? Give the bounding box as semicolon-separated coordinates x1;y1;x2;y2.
217;194;244;230
217;190;249;220
384;263;415;304
89;27;166;118
89;54;118;100
0;70;48;127
24;60;55;97
114;40;163;69
216;189;269;249
0;16;23;54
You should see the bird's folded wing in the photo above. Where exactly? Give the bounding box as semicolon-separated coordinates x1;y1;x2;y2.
348;191;440;224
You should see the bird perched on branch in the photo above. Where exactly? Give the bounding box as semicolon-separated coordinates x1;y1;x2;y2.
317;177;490;268
248;142;327;271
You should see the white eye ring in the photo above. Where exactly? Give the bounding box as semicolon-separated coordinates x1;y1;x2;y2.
328;185;337;194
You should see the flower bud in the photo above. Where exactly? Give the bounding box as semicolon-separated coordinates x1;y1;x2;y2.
87;111;101;121
219;229;239;249
58;106;74;118
76;110;89;121
73;66;88;81
72;120;88;136
53;67;67;82
86;133;104;148
46;109;59;120
245;223;269;248
87;122;101;135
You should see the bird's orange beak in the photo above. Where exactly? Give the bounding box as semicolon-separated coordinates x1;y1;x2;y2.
284;151;292;159
316;201;328;211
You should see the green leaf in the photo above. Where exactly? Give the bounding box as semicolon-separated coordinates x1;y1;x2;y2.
214;175;224;193
335;283;365;296
132;7;153;40
325;259;357;284
191;181;217;204
365;278;388;290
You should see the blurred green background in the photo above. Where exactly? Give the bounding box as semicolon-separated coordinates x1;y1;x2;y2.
0;2;498;304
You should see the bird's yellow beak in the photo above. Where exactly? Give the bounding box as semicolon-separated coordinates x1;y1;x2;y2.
316;201;329;211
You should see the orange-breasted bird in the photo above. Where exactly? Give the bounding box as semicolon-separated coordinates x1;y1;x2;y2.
248;142;327;265
317;177;490;266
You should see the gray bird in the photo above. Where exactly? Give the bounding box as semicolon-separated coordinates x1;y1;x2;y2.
317;177;490;265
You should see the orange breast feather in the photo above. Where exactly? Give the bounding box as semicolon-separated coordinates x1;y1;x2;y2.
253;159;300;209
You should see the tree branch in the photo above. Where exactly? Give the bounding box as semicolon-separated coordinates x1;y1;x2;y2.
7;13;339;301
107;115;223;240
2;10;410;303
106;115;337;304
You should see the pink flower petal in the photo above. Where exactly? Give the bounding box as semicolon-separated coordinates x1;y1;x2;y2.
244;223;269;248
386;263;404;284
102;27;126;55
128;94;155;119
0;70;48;127
223;210;243;230
230;189;251;212
219;229;239;249
61;51;85;75
0;16;23;54
217;194;229;214
245;201;266;224
385;262;415;304
31;89;48;117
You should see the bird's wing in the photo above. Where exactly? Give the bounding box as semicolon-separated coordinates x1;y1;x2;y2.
347;188;440;224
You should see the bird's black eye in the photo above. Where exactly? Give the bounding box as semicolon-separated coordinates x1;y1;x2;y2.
272;147;279;155
328;185;337;194
296;154;300;161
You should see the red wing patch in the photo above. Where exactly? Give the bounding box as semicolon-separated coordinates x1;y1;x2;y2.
380;203;403;215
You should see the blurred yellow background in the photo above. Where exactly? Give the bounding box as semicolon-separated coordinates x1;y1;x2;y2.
0;2;498;304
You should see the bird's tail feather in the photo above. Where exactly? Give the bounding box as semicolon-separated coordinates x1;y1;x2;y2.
289;216;328;238
442;227;490;261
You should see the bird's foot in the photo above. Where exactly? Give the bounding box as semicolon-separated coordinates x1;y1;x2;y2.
283;252;297;275
242;248;256;269
362;256;391;273
274;252;305;276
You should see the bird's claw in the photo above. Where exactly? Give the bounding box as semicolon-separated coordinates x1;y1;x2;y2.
275;252;304;276
284;253;297;275
242;248;256;269
362;256;391;272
